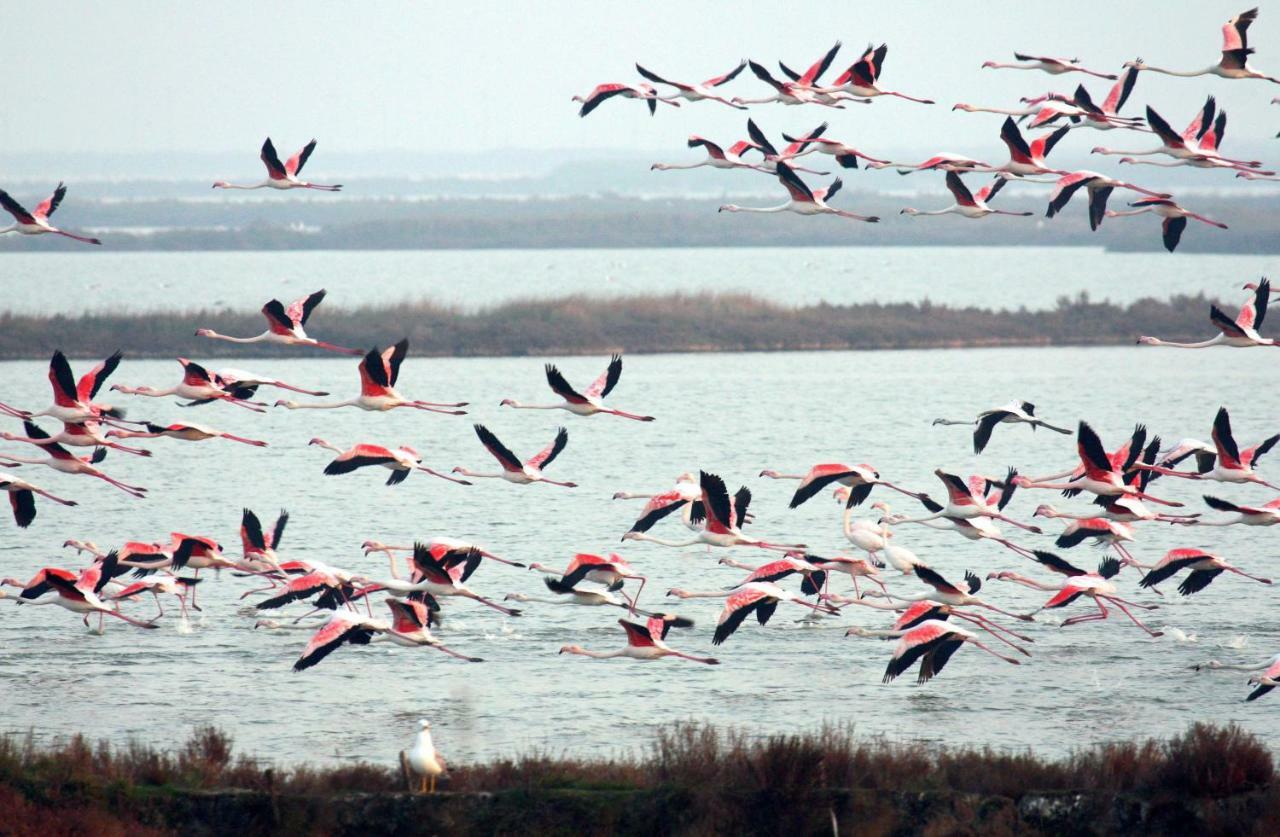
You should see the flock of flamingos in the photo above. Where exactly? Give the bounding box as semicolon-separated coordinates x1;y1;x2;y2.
4;7;1280;787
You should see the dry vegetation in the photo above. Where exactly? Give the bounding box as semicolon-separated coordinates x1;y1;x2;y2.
0;291;1224;360
2;722;1278;835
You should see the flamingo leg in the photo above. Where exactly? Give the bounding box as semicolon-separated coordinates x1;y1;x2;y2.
1103;596;1163;636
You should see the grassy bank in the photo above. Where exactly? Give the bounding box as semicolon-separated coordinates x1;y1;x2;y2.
0;291;1223;360
3;723;1277;835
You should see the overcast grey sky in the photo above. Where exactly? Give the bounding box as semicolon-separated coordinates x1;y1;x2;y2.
4;1;1279;161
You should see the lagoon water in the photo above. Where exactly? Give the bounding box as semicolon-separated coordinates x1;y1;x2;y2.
2;341;1279;767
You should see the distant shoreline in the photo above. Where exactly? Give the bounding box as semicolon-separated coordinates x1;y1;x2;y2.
0;291;1219;361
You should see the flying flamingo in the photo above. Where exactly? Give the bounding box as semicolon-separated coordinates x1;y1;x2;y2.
744;119;831;175
1119;110;1269;174
664;581;834;645
865;153;993;175
1139;280;1274;348
106;421;267;447
881;493;1036;559
0;421;147;498
1126;548;1271;596
374;543;522;617
815;43;935;104
560;616;718;664
239;507;289;574
1199;494;1280;526
840;596;1033;653
981;53;1117;80
952;99;1090;129
572;83;680;117
865;620;1023;684
1193;653;1280;701
274;340;467;414
0;183;101;245
4;419;151;457
195;290;361;355
718;161;879;222
758;462;920;509
1015;422;1184;506
1058;73;1147;131
1;471;77;527
862;566;1032;622
624;471;806;552
12;554;158;631
900;172;1032;219
292;600;482;672
777;133;890;170
110;358;267;412
1034;510;1138;561
1135;407;1280;490
733;47;865;108
617;472;705;534
1104;197;1228;252
527;553;647;610
308;438;470;486
210;368;329;398
362;539;525;575
987;559;1163;637
761;551;886;598
892;468;1041;533
979;119;1070;177
0;350;131;426
1045;170;1170;230
715;553;836;592
107;575;200;621
1034;500;1197;527
933;400;1072;453
500;355;653;421
651;136;765;172
213;138;341;191
1092;98;1262;169
1125;8;1280;83
454;424;575;487
505;581;679;617
634;60;748;109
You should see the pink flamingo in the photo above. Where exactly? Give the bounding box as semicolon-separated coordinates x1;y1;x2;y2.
982;52;1117;80
988;559;1163;637
634;60;748;109
1;470;77;527
1104;196;1228;252
375;543;522;617
0;351;131;426
4;419;151;457
865;153;993;175
195;289;360;355
1128;547;1271;596
651;136;765;172
719;161;879;222
500;355;653;421
665;582;834;645
1136;407;1280;489
1125;8;1280;83
1092;98;1262;169
309;438;470;486
624;471;806;552
1015;422;1184;506
213;138;341;191
110;358;267;412
841;598;1033;656
454;424;575;487
862;566;1032;622
1199;494;1280;526
527;553;648;610
0;421;147;498
560;616;718;664
292;600;482;672
777;133;890;170
572;83;680;117
759;461;920;509
868;620;1022;684
744;119;831;175
1046;170;1170;229
0;183;100;245
900;172;1033;219
274;340;467;414
107;421;267;447
10;555;158;631
817;43;935;104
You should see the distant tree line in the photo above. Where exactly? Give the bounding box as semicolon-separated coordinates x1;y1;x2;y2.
0;291;1234;360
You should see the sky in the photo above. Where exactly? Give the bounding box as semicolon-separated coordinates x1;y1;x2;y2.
3;2;1280;169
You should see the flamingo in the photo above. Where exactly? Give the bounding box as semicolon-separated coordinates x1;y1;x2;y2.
0;183;100;245
777;133;890;170
865;153;993;175
987;560;1163;637
373;544;522;617
867;620;1022;684
560;616;718;664
933;400;1072;453
308;438;470;486
292;601;482;672
634;60;748;109
213;138;341;191
1136;407;1280;490
1125;8;1280;84
362;538;525;574
195;289;361;355
1035;501;1197;527
862;566;1032;622
617;472;705;534
0;421;147;498
1199;494;1280;526
951;99;1091;129
716;554;832;591
1020;71;1148;132
505;581;679;618
733;47;865;108
240;508;289;574
1015;422;1184;507
758;462;920;509
0;350;131;426
1193;654;1280;701
1092;98;1262;169
651;136;765;172
663;581;834;645
210;368;329;397
718;161;879;222
1045;171;1170;230
527;553;647;610
12;554;158;631
842;598;1033;655
892;468;1041;533
817;43;935;104
745;118;832;175
900;172;1032;219
881;494;1036;559
454;424;575;487
1127;548;1271;596
1104;197;1229;253
124;535;238;611
106;421;267;447
784;552;887;598
4;419;151;457
1034;510;1138;561
406;720;448;794
623;471;806;552
110;358;267;412
274;340;467;414
1139;280;1275;348
572;83;680;117
1119;110;1269;174
982;53;1117;80
500;355;653;421
1;470;77;527
107;575;199;621
980;118;1070;177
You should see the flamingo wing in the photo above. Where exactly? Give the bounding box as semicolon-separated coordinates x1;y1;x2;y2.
360;347;390;391
1077;422;1115;477
814;177;842;203
262;299;296;335
688;136;727;159
386;598;426;633
746;118;779;157
577;84;632;117
472;424;524;472
0;189;36;225
294;615;376;671
1244;435;1280;469
747;61;786;93
619;619;658;648
627;491;692;534
323;445;399;475
47;351;80;406
699;471;736;532
286;140;317;176
1030;549;1087;577
1161;216;1188;253
634;64;690;91
999;117;1034;164
884;621;952;683
789;465;858;509
260;138;289;179
1031;126;1070;161
1211;407;1242;470
1222;7;1256;52
584;354;623;399
285;289;326;327
775;162;815;203
240;508;268;553
799;40;842;86
543;364;588;404
33;183;67;220
526;427;569;470
945;172;977;207
1046;172;1092;218
1182;97;1217;144
383;339;408;387
1103;67;1138;114
704;60;747;87
76;351;123;401
1144;107;1186;149
915;566;963;597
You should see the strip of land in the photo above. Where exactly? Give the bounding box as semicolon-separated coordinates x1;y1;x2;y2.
1;722;1274;835
0;292;1228;361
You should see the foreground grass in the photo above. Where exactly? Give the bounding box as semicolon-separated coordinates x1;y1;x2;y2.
2;722;1278;835
0;291;1225;359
